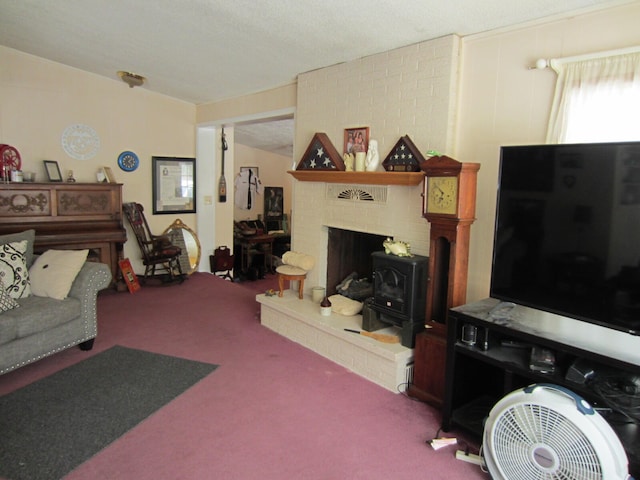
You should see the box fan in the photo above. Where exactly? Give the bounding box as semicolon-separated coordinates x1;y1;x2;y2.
482;383;634;480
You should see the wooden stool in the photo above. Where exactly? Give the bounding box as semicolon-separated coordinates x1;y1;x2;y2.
275;251;315;299
276;264;307;299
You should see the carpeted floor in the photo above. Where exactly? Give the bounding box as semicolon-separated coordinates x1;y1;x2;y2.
0;273;485;480
0;345;217;480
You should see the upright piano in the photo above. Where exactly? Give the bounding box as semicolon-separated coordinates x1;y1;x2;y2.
0;182;127;285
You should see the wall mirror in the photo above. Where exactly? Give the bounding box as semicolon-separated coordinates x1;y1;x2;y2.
163;219;201;275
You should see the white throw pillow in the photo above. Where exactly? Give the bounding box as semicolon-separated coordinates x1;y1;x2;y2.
328;294;363;316
0;240;31;299
29;249;88;300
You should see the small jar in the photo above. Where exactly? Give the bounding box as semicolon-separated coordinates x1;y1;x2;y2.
311;286;326;304
320;296;332;316
11;170;23;182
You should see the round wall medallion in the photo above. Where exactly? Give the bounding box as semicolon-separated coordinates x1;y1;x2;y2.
61;124;100;160
118;151;139;172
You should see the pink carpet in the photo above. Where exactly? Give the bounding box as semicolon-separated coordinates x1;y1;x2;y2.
0;273;487;479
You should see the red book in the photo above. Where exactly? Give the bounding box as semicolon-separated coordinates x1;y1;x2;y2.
119;258;141;294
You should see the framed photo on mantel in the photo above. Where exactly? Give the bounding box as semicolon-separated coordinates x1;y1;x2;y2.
344;127;369;155
43;160;62;182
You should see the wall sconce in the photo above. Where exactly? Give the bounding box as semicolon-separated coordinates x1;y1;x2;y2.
118;71;146;88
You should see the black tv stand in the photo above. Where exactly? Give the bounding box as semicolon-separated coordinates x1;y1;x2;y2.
442;298;640;477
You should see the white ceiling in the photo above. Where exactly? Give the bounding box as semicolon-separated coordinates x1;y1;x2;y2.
0;0;627;155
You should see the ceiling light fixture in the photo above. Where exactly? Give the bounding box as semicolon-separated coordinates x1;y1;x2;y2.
118;71;146;88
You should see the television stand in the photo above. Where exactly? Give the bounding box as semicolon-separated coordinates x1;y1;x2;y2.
442;298;640;477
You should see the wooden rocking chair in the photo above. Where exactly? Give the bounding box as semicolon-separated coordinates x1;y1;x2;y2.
123;202;184;283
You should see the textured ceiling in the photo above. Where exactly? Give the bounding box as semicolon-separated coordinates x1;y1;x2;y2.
234;119;295;158
0;0;627;155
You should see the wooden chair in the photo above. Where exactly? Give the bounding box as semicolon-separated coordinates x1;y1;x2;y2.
276;251;315;299
123;202;184;283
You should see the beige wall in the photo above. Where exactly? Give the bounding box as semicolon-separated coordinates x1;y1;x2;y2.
197;84;296;125
456;1;640;302
233;143;292;223
0;46;196;274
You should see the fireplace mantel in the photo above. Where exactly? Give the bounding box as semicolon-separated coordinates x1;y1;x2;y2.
287;170;424;186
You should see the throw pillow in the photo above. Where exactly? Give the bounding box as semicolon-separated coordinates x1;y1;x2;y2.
0;240;31;299
29;249;88;300
0;278;20;313
328;294;363;316
0;229;36;267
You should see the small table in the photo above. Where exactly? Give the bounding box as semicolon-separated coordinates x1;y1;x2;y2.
237;234;275;273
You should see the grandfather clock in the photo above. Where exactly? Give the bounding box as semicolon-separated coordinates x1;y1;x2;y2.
408;155;479;407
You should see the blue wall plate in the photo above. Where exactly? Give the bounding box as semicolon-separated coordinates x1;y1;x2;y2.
118;151;139;172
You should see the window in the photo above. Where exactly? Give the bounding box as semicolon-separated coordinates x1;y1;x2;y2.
546;52;640;143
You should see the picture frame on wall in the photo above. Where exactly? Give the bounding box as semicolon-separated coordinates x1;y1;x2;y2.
344;127;369;155
152;156;196;214
264;186;284;221
43;160;62;182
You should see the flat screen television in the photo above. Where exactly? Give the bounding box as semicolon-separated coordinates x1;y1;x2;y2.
491;141;640;335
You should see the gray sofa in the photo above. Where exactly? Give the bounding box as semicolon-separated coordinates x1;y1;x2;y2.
0;230;112;375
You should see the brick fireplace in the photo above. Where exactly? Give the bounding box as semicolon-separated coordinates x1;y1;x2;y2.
258;176;429;392
290;179;429;290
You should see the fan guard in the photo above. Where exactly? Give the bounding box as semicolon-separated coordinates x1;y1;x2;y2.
483;383;631;480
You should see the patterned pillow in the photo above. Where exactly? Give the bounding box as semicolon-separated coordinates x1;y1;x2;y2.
0;278;20;313
0;229;36;267
0;240;32;299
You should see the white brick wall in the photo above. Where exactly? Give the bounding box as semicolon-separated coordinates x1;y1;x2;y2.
292;35;460;293
292;182;428;291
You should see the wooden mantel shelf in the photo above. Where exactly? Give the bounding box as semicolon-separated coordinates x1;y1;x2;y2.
287;170;424;186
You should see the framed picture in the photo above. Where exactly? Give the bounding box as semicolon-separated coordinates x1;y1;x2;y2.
152;156;196;214
102;166;117;183
264;186;284;221
344;127;369;155
43;160;62;182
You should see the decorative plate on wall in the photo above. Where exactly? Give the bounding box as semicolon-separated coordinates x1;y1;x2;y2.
61;124;101;160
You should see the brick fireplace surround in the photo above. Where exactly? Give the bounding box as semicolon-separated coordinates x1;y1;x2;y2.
258;177;429;392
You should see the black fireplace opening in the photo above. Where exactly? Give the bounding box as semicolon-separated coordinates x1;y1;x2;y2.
326;228;386;297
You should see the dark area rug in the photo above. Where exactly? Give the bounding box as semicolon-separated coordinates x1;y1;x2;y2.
0;345;218;480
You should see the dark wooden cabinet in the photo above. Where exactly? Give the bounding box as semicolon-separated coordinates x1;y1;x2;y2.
408;327;447;407
0;182;126;283
442;298;640;477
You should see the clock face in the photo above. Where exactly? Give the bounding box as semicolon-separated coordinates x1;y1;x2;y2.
118;151;139;172
426;176;458;215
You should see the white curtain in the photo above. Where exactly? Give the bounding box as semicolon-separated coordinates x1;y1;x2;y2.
546;52;640;143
